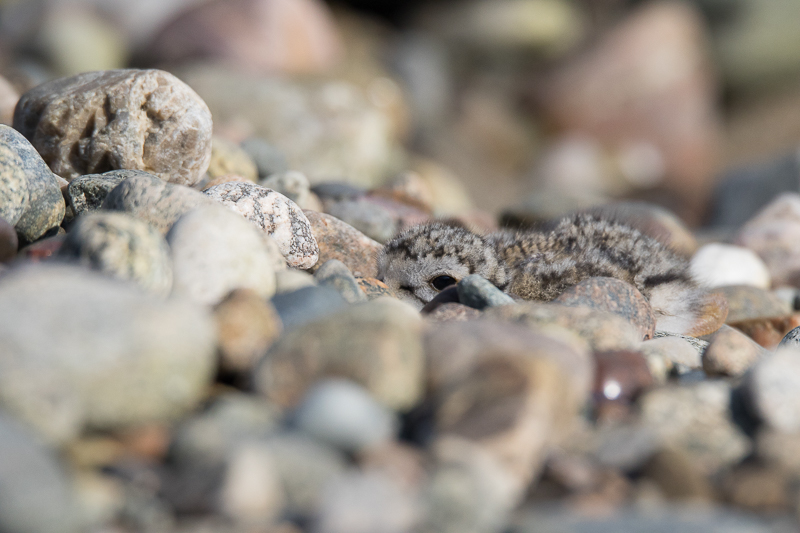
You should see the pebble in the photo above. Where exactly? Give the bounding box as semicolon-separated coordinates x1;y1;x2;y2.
324;198;398;243
58;211;173;296
745;347;800;433
290;379;397;453
200;173;251;191
66;170;144;217
593;350;653;418
554;277;656;340
703;325;768;377
456;274;515;310
426;302;482;322
256;298;425;411
314;259;367;304
167;205;281;305
204;181;319;269
0;75;18;125
0;264;216;443
690;243;771;289
0;142;29;226
0;125;65;242
356;277;396;300
639;336;702;382
778;325;800;348
0;217;17;262
642;448;714;502
270;285;347;331
214;289;282;374
275;269;317;294
713;285;790;323
303;210;381;278
260;170;321;211
219;441;285;524
13;69;213;186
102;172;215;233
207;137;258;182
240;137;289;179
0;412;80;533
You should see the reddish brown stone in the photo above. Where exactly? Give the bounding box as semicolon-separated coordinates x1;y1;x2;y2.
19;234;65;261
356;277;396;300
593;349;653;422
303;210;381;278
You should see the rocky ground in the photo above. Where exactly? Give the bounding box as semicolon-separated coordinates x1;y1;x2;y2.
2;0;800;532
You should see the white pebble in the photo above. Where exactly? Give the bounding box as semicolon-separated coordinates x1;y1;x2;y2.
690;243;771;289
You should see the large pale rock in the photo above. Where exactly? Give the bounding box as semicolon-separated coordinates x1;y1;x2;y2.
0;143;29;226
204;181;318;268
167;205;281;305
691;243;771;289
745;347;800;433
13;69;212;186
0;264;216;443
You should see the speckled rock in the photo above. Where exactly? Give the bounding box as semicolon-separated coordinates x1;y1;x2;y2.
256;298;424;410
58;211;173;296
555;277;656;340
779;326;800;349
745;347;800;433
0;143;29;226
167;205;282;305
214;289;282;374
691;243;771;289
303;210;381;278
204;182;318;269
13;69;213;185
207;137;258;182
703;325;768;377
200;174;251;191
457;274;515;310
66;169;143;217
102;172;215;233
314;259;367;304
240;137;288;179
356;277;396;300
324;199;397;244
0;264;216;443
0;217;17;263
261;171;321;211
426;302;482;322
0;125;65;242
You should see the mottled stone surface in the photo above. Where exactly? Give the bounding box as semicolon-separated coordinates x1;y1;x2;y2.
0;125;65;242
555;277;656;340
103;172;215;233
356;277;395;301
205;182;318;269
66;169;142;216
426;302;482;322
0;143;29;225
167;205;281;305
58;211;173;295
304;210;380;278
703;325;768;377
13;69;213;185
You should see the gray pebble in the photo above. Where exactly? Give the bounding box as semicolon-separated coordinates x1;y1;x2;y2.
314;259;367;304
0;143;29;225
778;326;800;349
240;137;288;179
457;274;515;310
271;285;347;331
66;170;143;216
325;198;397;244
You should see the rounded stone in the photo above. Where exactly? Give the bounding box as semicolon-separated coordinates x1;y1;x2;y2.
260;170;320;211
690;243;771;289
270;285;346;331
204;181;319;269
167;205;281;305
457;274;515;310
324;198;397;244
779;326;800;349
207;136;258;182
13;69;213;186
0;217;18;263
0;143;29;226
356;277;396;301
0;264;217;443
240;137;288;179
703;324;768;377
102;172;215;233
214;289;282;374
713;285;790;323
66;169;144;217
58;211;173;296
746;347;800;433
314;259;367;304
303;210;381;278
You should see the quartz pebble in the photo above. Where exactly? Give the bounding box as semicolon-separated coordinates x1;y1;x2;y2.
13;69;213;186
204;182;319;269
690;243;771;289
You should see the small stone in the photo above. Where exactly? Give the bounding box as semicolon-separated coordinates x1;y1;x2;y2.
207;137;258;182
554;276;656;340
721;464;790;513
290;379;397;453
703;324;768;377
745;347;800;433
204;182;319;269
102;172;215;233
304;210;381;278
0;142;29;226
19;234;65;262
691;243;771;289
167;205;281;305
261;171;320;211
642;448;714;502
640;336;702;382
364;194;432;234
270;285;347;331
256;298;424;411
456;274;515;310
240;137;288;179
593;350;653;419
0;217;18;263
0;75;18;125
219;441;285;524
275;269;316;294
13;69;213;186
314;259;367;304
356;277;396;300
58;211;173;296
0;125;65;242
426;302;482;322
66;170;136;217
779;326;800;349
214;289;282;374
756;430;800;476
324;198;397;244
714;285;790;323
200;173;251;191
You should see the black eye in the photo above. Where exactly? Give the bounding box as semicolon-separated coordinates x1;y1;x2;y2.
431;275;457;291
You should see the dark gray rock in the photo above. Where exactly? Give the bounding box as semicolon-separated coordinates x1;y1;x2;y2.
325;198;397;243
66;169;144;216
457;274;515;310
0;216;18;263
314;259;367;304
270;285;347;331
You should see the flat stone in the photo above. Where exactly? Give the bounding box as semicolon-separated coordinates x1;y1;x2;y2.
457;274;515;310
0;142;29;226
314;259;367;304
13;69;213;186
167;205;281;305
58;211;173;296
204;182;318;269
703;324;768;377
66;169;143;217
303;210;381;278
102;172;215;233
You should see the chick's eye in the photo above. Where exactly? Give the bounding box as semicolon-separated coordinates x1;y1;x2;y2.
431;275;457;291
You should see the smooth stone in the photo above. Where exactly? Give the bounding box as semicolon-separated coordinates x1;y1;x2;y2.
642;448;714;502
356;277;396;301
457;274;515;310
593;350;653;410
204;182;319;269
58;211;173;296
713;285;790;323
274;269;316;294
324;198;397;244
66;170;142;217
167;205;281;305
314;259;367;304
690;243;771;289
256;298;424;411
0;412;80;533
0;75;18;125
207;136;258;182
639;381;752;473
639;336;702;382
426;302;482;322
745;347;800;433
0;217;17;262
102;172;215;233
13;69;213;186
218;441;284;524
260;171;320;211
303;210;381;278
779;326;800;349
554;276;656;340
0;125;65;242
703;324;768;377
214;289;282;374
721;464;791;513
421;286;461;315
240;137;288;179
290;379;397;453
312;182;365;203
0;264;216;443
0;142;29;225
199;173;251;191
270;285;347;331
